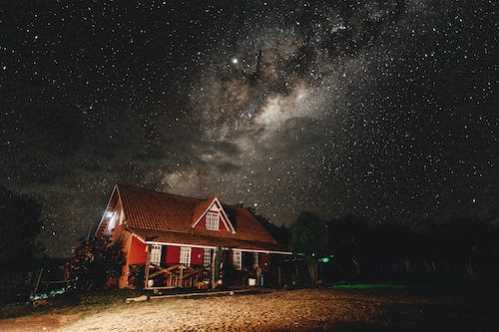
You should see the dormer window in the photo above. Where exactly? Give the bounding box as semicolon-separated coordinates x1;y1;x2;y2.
206;211;220;231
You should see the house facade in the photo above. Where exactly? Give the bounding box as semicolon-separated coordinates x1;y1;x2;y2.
95;184;291;289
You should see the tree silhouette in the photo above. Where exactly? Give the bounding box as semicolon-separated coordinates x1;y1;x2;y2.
0;185;43;269
67;236;124;291
290;211;329;285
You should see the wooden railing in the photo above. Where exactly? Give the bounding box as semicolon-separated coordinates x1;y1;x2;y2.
146;264;208;289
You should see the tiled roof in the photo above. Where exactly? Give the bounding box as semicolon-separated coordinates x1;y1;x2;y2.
116;184;287;252
131;229;286;252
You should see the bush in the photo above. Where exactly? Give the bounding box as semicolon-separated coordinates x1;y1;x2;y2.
67;236;124;291
128;265;145;289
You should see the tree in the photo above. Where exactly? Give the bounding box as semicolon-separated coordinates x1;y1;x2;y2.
0;185;43;269
249;208;291;247
290;211;328;286
67;236;124;291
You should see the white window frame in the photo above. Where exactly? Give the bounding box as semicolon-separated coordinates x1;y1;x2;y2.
206;211;220;231
150;244;162;266
180;246;191;266
203;248;212;267
233;249;242;270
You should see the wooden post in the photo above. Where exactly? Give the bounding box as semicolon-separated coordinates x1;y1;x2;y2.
211;249;217;289
32;268;44;299
179;266;184;288
144;245;151;289
277;266;282;288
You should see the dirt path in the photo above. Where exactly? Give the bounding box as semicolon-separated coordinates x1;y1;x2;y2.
0;313;80;332
61;290;391;332
0;289;495;331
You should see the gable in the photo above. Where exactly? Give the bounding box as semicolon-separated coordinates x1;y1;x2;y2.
95;185;125;237
191;198;235;233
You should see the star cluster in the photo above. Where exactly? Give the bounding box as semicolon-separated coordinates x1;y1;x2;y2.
1;1;498;256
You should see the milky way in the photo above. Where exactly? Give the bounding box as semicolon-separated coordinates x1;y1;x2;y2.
1;1;498;256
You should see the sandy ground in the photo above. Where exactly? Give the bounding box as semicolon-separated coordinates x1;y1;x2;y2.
0;289;496;331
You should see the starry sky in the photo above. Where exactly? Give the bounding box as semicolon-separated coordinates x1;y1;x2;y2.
1;0;498;256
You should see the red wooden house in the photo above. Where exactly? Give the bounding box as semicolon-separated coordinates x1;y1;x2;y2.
95;184;291;289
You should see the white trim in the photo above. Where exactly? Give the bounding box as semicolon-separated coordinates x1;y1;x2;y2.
232;249;242;270
191;198;236;234
117;194;126;225
145;240;216;250
131;232;147;243
150;244;162;266
203;248;212;267
180;246;191;266
135;232;292;255
214;198;236;233
94;185;118;237
238;248;293;255
143;240;292;255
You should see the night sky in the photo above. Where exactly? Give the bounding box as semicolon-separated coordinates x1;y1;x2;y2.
1;1;498;256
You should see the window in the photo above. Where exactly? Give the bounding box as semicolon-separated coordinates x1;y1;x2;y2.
233;250;242;270
180;247;191;266
206;212;220;231
203;248;212;267
150;244;162;266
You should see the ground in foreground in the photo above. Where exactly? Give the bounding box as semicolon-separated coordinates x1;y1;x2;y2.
0;288;497;331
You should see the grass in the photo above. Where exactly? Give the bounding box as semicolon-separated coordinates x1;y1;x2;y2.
331;282;406;289
0;288;143;320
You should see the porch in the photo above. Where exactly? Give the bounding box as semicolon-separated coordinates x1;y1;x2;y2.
128;243;267;290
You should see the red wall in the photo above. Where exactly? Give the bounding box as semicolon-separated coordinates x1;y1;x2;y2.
259;253;271;270
128;236;147;265
129;241;208;267
191;247;204;265
165;246;180;265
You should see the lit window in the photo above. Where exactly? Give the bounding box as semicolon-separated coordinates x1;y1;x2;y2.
150;244;162;266
206;212;220;231
180;247;191;266
233;250;242;270
106;211;117;233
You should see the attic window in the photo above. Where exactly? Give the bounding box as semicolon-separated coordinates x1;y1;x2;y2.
206;212;220;231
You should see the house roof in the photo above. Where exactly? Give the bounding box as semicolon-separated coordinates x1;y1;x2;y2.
114;184;288;253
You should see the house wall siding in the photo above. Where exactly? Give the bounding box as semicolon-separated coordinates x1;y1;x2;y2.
165;245;180;265
191;247;204;265
128;236;147;265
259;253;271;269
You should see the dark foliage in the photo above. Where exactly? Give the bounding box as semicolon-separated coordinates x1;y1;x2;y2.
0;185;44;267
67;236;124;291
249;208;291;247
290;213;499;285
128;265;145;289
0;186;44;303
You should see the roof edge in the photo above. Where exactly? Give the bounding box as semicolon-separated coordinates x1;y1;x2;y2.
94;184;119;237
127;227;291;254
